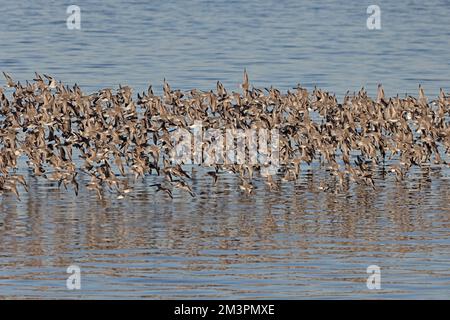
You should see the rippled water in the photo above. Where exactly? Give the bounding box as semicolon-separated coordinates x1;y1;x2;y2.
0;0;450;299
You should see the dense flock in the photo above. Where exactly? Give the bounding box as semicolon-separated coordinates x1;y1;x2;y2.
0;72;449;199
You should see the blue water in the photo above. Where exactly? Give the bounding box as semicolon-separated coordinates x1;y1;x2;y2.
1;0;449;97
0;0;449;299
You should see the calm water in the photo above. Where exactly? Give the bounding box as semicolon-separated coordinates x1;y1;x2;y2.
0;0;450;299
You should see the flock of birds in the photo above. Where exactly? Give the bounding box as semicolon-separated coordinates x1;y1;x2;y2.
0;71;449;200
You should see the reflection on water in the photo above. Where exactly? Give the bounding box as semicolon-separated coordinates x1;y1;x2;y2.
0;0;449;298
0;165;449;298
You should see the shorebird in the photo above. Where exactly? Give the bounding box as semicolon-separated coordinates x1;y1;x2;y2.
239;178;254;194
43;74;57;89
207;171;218;185
149;183;173;199
2;72;16;88
173;179;196;197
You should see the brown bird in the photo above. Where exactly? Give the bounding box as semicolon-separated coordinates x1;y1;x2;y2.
150;183;173;199
207;171;218;185
2;72;16;88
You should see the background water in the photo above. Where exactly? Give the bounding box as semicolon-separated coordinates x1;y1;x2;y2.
0;0;449;299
